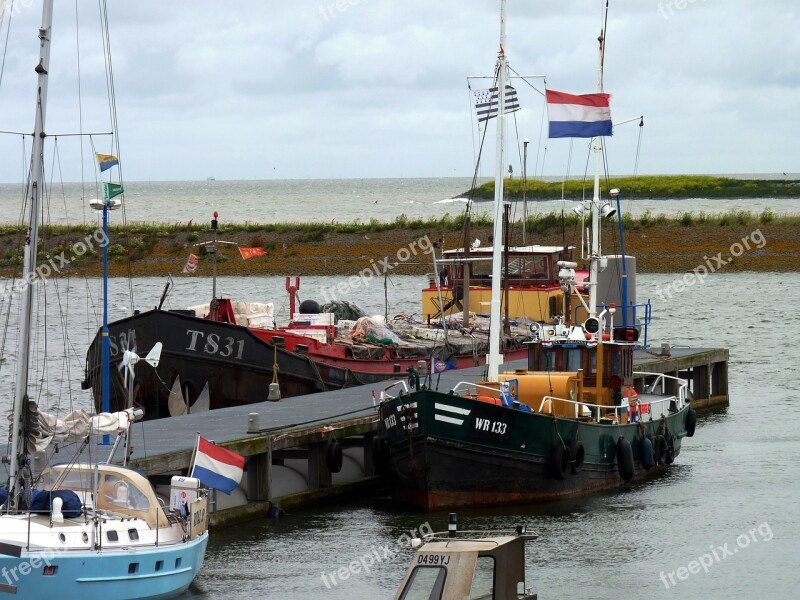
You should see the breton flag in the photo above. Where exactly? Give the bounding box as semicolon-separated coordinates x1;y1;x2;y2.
96;153;119;172
546;89;612;138
182;253;199;274
239;246;267;260
473;85;521;123
190;436;245;495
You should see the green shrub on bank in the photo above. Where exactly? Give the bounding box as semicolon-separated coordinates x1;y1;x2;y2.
466;175;800;200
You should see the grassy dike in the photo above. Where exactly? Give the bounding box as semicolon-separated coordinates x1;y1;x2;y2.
466;175;800;200
0;209;797;279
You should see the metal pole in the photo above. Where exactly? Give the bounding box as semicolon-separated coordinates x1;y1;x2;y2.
101;202;111;444
487;0;508;382
522;138;529;245
9;0;55;510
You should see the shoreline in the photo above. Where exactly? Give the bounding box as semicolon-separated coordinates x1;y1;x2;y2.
2;211;797;277
464;175;800;200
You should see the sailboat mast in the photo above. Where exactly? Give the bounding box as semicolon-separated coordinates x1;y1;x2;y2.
487;0;508;382
588;1;608;318
8;0;55;510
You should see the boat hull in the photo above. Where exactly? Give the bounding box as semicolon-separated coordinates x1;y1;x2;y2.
378;390;689;510
85;309;526;419
0;533;207;599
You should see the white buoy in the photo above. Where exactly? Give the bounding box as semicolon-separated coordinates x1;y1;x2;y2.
51;497;64;523
267;382;281;401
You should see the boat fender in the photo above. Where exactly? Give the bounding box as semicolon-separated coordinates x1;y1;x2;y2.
664;432;675;465
685;408;697;437
640;436;654;470
654;434;668;465
569;440;585;474
327;440;343;474
549;444;570;480
616;437;634;482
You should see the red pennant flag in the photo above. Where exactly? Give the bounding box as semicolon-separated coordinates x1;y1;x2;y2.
239;247;267;260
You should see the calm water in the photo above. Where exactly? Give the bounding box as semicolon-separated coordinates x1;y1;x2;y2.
0;177;798;226
1;272;796;598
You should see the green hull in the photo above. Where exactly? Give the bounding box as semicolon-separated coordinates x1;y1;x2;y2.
378;389;693;510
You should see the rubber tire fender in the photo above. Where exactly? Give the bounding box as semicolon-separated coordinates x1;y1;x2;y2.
685;408;697;437
640;436;654;471
654;434;668;465
616;437;635;482
664;432;675;465
569;440;585;474
327;440;344;474
549;444;570;480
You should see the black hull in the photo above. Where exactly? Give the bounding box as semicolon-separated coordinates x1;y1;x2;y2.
84;309;400;419
378;389;689;510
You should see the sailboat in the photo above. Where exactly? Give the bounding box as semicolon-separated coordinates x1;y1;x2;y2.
376;0;698;510
0;2;208;596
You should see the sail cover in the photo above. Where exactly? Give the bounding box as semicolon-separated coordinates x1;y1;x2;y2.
25;406;142;453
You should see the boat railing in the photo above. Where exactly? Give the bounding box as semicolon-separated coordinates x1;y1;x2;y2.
633;371;688;404
378;379;410;402
451;381;509;396
538;386;686;423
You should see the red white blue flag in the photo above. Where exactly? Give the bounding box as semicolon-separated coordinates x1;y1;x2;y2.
546;89;612;138
182;253;199;274
190;436;245;494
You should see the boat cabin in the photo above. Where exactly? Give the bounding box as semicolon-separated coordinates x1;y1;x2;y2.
423;245;581;322
38;464;168;528
394;530;538;600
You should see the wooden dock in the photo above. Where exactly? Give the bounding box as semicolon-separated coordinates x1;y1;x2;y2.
127;345;729;527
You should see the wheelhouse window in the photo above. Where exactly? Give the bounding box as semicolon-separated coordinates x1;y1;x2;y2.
469;556;496;599
565;349;582;372
540;350;556;372
399;566;447;600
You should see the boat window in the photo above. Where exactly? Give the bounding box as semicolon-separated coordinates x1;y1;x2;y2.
587;349;597;375
398;566;447;600
469;556;496;599
609;347;621;378
38;469;93;492
103;475;150;512
565;349;582;371
540;350;556;372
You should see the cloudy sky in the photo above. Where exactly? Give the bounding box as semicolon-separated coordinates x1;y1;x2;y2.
0;0;796;182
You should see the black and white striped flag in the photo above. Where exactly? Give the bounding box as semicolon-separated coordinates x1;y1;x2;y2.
473;85;521;123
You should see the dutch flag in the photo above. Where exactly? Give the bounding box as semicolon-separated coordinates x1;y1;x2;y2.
190;436;245;494
546;89;612;139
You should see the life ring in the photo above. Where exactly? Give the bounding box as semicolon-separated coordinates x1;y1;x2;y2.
616;437;634;482
549;444;570;480
639;436;654;470
685;408;697;437
569;440;585;474
327;440;343;474
654;434;668;465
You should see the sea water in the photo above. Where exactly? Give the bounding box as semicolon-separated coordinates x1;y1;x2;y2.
0;177;797;226
0;271;796;598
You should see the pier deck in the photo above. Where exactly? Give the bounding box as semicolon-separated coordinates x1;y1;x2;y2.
125;345;728;526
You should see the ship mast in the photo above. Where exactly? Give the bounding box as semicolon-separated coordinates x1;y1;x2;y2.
8;0;55;511
486;0;508;382
588;1;609;318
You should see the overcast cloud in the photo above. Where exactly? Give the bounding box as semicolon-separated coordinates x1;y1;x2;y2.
0;0;796;182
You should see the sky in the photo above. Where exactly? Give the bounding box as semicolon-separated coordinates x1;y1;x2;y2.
0;0;797;182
